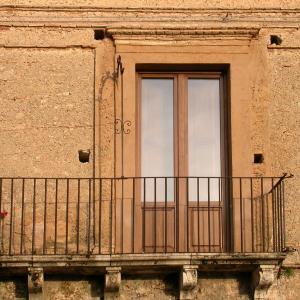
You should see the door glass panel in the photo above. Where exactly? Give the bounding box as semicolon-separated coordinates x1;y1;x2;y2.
188;79;221;201
141;78;174;201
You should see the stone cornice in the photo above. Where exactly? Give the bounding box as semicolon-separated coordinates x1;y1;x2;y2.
0;6;299;28
107;27;259;39
107;26;260;41
0;253;286;270
0;5;300;13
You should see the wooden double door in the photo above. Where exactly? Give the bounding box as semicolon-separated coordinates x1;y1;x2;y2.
116;71;229;254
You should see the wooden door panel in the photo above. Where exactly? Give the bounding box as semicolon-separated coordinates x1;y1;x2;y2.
143;206;175;253
189;205;223;252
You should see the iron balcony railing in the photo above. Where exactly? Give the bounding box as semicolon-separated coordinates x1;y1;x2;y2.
0;175;290;256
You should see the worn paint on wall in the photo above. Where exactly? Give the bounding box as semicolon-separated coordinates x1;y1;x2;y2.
0;278;27;300
44;276;104;300
0;2;299;300
120;274;177;300
0;47;94;177
1;0;299;9
197;273;251;300
269;269;300;300
267;32;300;254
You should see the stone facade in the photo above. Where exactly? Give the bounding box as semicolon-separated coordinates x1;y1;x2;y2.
1;271;300;300
0;0;299;299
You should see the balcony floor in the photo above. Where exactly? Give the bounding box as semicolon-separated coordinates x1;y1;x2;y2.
0;252;286;275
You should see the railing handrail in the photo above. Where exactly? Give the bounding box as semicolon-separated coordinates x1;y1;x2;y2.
267;173;294;194
0;175;292;180
0;174;290;255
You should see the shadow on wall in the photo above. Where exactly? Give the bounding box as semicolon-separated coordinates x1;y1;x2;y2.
0;276;27;299
120;273;178;299
44;274;104;300
197;272;252;300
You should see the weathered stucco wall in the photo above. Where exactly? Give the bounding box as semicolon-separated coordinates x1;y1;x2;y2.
0;47;94;178
0;27;116;178
44;276;104;300
1;0;299;9
197;273;251;299
267;30;300;254
0;1;299;300
270;269;300;300
0;278;27;300
2;271;300;300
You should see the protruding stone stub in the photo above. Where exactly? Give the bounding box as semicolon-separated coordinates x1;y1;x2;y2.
28;267;44;300
180;265;198;300
252;265;278;300
105;267;121;300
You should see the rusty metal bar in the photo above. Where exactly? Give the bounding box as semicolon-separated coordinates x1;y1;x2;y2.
76;179;80;254
164;177;167;253
154;177;157;253
99;178;102;254
43;179;47;254
208;178;211;252
173;178;176;251
197;178;200;252
271;178;276;252
110;178;113;254
266;180;270;251
32;179;36;255
278;182;283;251
186;177;189;252
88;179;91;254
54;179;58;255
9;179;14;255
218;178;221;252
142;178;146;252
20;179;25;255
175;177;179;252
65;179;69;254
250;178;254;252
274;185;278;252
0;179;2;217
120;56;125;178
132;178;135;253
276;183;280;251
282;181;286;250
267;173;292;194
239;177;243;252
261;178;265;252
92;179;96;253
121;178;124;254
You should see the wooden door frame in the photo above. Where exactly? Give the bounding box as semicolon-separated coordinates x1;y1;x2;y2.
135;68;232;253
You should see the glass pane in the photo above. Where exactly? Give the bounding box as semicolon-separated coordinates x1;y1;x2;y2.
141;78;174;201
188;79;221;201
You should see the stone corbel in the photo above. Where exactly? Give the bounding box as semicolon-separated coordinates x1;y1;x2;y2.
28;267;44;300
252;265;278;300
104;267;121;300
180;265;198;300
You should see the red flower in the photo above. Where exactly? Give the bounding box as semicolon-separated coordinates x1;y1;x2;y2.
0;211;8;218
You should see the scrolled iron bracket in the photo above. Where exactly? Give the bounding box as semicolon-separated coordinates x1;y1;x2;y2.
115;119;132;135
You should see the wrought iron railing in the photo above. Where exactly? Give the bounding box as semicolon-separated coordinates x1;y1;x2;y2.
0;175;290;256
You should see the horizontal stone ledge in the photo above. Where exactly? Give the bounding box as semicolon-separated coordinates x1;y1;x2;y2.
0;6;299;16
0;253;286;271
107;27;260;39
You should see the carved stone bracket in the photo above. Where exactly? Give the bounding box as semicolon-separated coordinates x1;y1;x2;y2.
105;267;121;300
28;267;44;300
180;265;198;300
252;265;279;300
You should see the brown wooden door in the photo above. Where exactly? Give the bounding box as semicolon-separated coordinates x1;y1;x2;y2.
134;71;229;253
